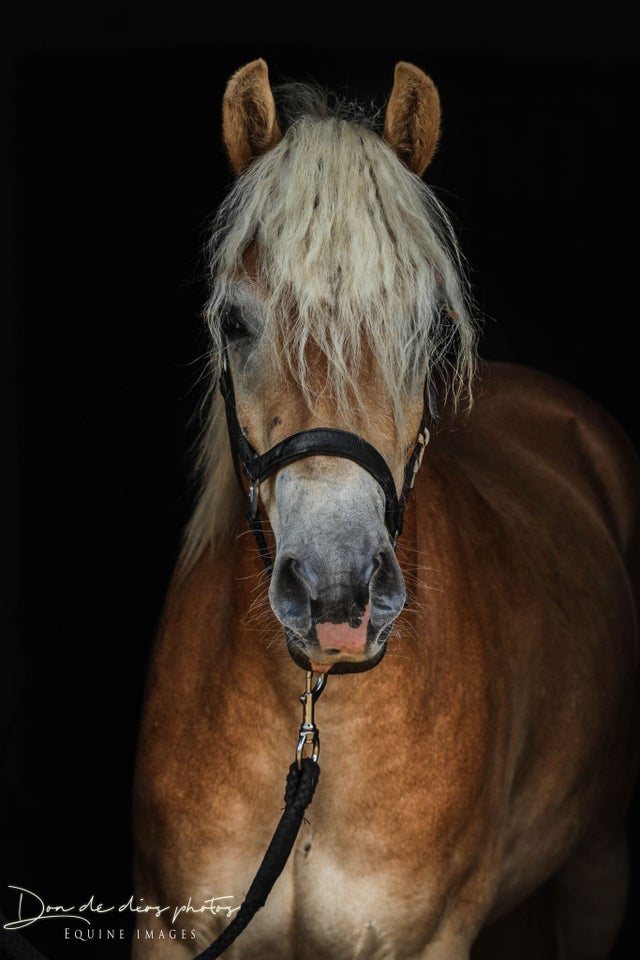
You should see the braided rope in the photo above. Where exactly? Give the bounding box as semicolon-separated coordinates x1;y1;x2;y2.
193;759;320;959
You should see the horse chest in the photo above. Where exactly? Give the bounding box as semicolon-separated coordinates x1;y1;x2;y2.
285;835;432;960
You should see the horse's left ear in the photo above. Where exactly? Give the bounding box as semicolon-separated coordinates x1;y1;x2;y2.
222;58;283;175
383;62;441;177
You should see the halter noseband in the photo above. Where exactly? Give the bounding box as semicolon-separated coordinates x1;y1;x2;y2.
219;354;432;574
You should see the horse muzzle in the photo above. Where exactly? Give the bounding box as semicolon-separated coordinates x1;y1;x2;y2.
269;525;407;674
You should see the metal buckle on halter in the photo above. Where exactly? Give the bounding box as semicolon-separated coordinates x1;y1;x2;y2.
296;671;328;768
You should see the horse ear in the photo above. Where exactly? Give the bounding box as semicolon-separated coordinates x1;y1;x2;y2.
383;62;441;177
222;58;283;175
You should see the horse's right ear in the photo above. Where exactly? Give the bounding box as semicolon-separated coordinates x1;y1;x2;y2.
222;59;283;176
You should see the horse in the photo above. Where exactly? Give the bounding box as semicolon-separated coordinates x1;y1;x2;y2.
131;59;640;959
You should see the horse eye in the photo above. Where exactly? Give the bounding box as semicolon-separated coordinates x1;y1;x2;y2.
220;306;250;341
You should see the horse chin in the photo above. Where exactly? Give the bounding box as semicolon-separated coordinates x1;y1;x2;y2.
284;625;391;675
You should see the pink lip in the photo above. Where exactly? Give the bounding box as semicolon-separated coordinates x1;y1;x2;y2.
315;604;371;656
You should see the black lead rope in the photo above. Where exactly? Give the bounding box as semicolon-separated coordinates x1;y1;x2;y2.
193;670;326;959
193;759;319;960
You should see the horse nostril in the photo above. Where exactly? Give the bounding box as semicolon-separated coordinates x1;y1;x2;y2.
269;555;315;630
369;546;407;621
277;557;315;598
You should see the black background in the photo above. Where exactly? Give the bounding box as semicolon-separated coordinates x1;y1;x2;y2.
2;4;639;958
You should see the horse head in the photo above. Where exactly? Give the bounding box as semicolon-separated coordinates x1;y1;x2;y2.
200;59;475;674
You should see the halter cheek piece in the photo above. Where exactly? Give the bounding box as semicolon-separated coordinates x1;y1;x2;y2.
219;353;432;574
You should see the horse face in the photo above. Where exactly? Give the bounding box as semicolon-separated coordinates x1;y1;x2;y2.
216;57;446;672
223;284;424;673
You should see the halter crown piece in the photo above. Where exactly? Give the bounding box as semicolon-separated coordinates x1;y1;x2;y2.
219;351;432;574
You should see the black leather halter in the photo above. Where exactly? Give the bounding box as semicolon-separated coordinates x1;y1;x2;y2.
219;355;432;574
